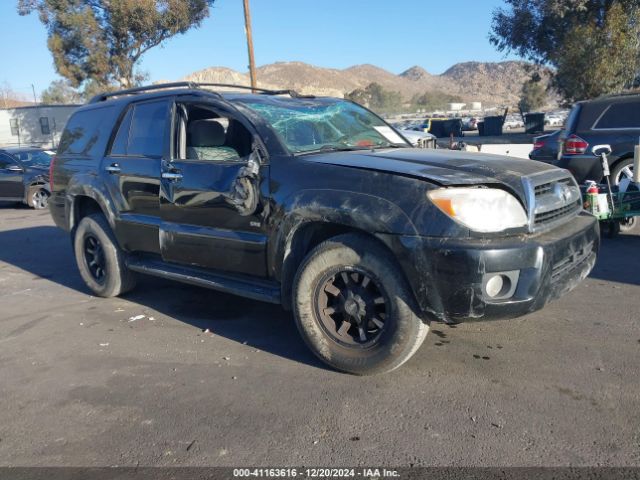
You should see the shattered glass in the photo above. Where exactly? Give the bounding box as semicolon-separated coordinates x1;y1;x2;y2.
240;99;408;154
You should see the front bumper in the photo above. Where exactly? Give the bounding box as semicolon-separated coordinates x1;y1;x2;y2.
378;212;599;323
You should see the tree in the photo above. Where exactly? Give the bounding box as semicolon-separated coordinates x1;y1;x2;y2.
490;0;640;102
518;79;547;112
345;83;403;114
412;90;464;111
41;79;81;104
18;0;216;89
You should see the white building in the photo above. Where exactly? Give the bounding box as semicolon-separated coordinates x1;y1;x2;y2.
448;102;467;111
0;104;79;149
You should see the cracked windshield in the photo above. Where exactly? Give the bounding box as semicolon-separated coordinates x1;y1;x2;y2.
240;99;409;153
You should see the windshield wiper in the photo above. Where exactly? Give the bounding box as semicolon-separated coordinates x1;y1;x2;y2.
369;143;408;149
296;145;370;156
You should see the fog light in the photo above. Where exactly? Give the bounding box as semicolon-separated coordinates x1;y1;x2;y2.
485;275;507;298
482;271;520;300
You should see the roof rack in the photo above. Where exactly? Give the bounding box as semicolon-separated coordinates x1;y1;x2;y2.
88;82;314;104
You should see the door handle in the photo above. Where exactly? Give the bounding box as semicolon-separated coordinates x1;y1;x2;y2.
161;172;183;181
105;163;121;174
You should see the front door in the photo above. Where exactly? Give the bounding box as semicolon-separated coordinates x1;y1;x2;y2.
103;99;170;254
159;100;269;278
0;154;24;199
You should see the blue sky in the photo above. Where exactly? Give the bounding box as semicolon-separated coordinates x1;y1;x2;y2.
0;0;517;98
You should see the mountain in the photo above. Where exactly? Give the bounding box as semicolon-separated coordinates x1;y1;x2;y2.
178;60;552;107
399;66;432;82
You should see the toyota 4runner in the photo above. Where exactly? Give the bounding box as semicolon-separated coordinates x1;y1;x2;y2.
49;83;599;375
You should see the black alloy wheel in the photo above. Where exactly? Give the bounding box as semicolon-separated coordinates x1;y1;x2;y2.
83;234;106;284
315;268;389;347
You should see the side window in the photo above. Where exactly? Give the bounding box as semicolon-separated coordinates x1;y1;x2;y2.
110;107;133;156
178;104;252;162
58;106;116;156
595;101;640;129
40;117;50;135
128;101;168;157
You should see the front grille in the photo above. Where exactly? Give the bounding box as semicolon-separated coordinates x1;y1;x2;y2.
551;241;595;282
534;178;572;197
534;200;582;226
523;171;582;232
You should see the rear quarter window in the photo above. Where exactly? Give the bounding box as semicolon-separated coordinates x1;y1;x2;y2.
594;101;640;129
127;100;169;157
58;106;117;156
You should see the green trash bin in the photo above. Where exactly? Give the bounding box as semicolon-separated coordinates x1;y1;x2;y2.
483;116;504;136
524;113;545;134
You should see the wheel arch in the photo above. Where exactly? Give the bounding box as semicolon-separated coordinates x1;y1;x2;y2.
274;189;418;310
66;176;118;232
611;153;634;169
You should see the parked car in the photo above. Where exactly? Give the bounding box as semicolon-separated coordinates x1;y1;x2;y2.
558;93;640;184
0;147;53;209
461;117;479;131
49;83;598;375
406;120;431;132
503;116;524;130
529;129;563;163
545;114;564;127
395;128;437;148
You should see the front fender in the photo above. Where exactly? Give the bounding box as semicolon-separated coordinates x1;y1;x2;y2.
270;188;418;279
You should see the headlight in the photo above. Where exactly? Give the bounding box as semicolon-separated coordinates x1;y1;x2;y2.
427;187;528;233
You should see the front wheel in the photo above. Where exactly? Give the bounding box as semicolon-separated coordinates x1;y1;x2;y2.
293;234;429;375
73;214;137;297
29;186;50;210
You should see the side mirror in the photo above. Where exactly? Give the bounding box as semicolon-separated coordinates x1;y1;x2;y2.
592;144;612;157
7;165;23;173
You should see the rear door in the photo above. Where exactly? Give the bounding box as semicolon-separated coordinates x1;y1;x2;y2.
0;153;25;199
102;99;170;254
158;99;270;277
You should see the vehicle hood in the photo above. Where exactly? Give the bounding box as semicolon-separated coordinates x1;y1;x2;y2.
306;148;559;194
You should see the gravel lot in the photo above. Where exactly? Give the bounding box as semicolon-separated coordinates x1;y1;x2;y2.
0;204;639;467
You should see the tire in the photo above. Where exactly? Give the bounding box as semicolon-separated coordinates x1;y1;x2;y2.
292;233;429;375
28;186;49;210
619;217;636;233
603;220;620;238
611;158;634;185
73;213;137;297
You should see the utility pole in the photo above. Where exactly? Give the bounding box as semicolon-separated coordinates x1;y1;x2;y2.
31;84;37;104
243;0;257;92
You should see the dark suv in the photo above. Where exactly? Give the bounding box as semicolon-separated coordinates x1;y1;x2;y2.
0;147;53;209
558;93;640;184
49;83;599;375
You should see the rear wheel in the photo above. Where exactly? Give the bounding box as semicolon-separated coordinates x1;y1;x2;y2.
293;233;429;375
73;214;137;297
619;217;636;233
612;158;634;185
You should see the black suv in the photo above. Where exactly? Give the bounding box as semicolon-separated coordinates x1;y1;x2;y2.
49;83;599;375
558;93;640;184
0;147;53;209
